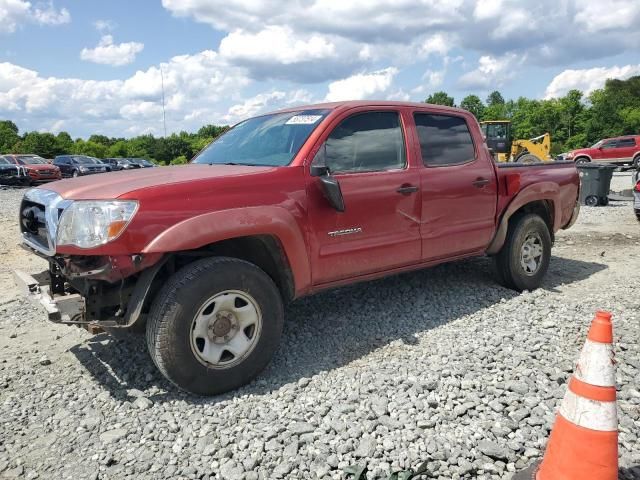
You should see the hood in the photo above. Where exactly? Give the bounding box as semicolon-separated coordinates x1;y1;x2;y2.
41;164;277;199
25;164;58;171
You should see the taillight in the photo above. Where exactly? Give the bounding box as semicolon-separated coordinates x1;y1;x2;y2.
635;181;640;193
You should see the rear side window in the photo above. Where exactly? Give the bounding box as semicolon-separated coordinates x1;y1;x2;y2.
414;113;475;166
323;111;406;173
617;138;636;147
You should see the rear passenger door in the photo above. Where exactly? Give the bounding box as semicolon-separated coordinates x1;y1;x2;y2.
306;109;422;284
613;137;637;164
413;112;497;260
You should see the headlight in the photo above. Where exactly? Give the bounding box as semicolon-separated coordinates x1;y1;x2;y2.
566;152;574;159
79;166;88;172
57;200;138;248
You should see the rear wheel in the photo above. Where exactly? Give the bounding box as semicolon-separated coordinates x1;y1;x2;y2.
146;257;284;395
493;214;552;292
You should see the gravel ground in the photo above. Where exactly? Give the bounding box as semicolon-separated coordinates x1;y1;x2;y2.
1;174;639;480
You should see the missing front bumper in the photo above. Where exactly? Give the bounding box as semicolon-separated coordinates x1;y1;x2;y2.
13;269;85;324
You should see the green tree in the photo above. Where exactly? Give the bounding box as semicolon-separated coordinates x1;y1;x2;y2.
18;132;58;158
486;91;505;106
460;95;485;119
72;139;108;158
88;134;113;147
425;91;455;107
0;120;20;152
55;132;74;154
108;140;129;158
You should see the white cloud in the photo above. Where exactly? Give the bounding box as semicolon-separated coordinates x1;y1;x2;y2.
325;68;398;102
457;53;523;90
32;1;69;25
419;34;450;57
224;91;286;122
0;50;251;136
574;0;640;33
93;19;115;32
544;64;640;99
220;26;336;65
0;0;69;33
80;35;144;67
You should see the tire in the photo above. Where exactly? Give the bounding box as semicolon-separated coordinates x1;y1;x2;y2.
517;153;542;163
146;256;284;395
493;214;552;292
636;212;640;223
72;170;79;178
585;195;598;207
575;157;590;164
633;155;640;169
600;197;609;206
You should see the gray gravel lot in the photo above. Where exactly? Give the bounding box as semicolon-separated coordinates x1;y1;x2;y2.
0;175;639;480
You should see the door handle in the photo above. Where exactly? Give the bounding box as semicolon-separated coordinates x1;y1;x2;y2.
472;178;490;188
396;184;419;195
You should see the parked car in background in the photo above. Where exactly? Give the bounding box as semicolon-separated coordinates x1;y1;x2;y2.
566;135;640;167
0;156;29;186
129;158;156;168
14;100;580;395
104;158;138;171
53;155;109;177
3;154;61;184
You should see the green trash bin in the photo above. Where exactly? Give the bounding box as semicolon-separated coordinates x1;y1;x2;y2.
577;164;616;206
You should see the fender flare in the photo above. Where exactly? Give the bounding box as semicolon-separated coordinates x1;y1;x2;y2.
141;206;311;294
486;182;560;255
573;153;592;162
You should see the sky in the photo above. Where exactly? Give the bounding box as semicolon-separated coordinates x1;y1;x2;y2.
1;0;640;139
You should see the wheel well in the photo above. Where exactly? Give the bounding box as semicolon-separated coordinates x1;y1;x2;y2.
160;235;294;302
510;200;554;241
575;155;590;162
128;235;296;332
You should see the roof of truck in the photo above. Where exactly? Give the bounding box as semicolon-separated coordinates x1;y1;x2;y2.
271;100;466;115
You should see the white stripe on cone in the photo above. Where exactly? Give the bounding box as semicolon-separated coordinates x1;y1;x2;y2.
558;390;617;431
575;339;616;387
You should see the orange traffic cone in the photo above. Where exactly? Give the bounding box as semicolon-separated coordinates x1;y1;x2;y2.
513;310;618;480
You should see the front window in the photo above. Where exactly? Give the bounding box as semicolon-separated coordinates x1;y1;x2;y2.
590;141;602;148
485;123;508;139
0;157;10;165
17;156;46;165
193;109;330;167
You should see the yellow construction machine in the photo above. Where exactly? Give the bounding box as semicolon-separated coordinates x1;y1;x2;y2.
480;120;552;163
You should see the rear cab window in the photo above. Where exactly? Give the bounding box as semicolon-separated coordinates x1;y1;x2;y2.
413;113;476;167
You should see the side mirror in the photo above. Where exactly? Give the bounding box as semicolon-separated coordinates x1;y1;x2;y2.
310;144;345;212
319;175;345;212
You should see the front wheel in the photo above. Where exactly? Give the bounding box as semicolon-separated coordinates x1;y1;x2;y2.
146;257;284;395
517;153;542;163
575;157;590;165
493;214;552;292
72;170;79;178
632;156;640;169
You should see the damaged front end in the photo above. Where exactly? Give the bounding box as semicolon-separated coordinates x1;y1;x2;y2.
15;188;165;333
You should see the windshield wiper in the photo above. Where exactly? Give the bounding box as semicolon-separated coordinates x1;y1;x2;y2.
213;162;268;167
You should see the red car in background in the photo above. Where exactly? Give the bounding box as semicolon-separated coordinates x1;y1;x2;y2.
566;135;640;167
3;154;61;185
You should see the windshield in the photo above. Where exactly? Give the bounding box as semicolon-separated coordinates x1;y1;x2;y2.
118;159;131;164
0;157;10;165
193;109;330;166
72;156;100;164
18;156;46;165
590;141;603;148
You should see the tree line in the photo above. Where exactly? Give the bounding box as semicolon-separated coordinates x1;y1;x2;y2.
0;123;229;165
425;75;640;154
1;76;639;162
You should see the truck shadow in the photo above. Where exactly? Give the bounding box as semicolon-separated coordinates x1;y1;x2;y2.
70;254;606;404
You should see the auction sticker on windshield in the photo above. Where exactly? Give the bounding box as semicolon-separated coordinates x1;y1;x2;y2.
285;115;323;125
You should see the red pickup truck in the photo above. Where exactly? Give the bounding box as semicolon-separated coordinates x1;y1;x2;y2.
15;101;580;395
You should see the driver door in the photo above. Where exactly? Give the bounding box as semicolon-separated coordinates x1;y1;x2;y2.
306;109;422;285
